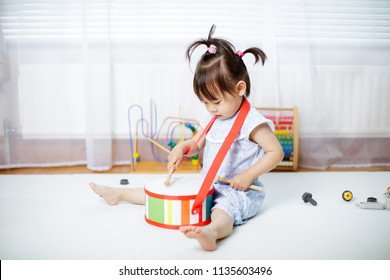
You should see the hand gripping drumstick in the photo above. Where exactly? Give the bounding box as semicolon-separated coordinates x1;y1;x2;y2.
165;116;219;187
216;176;264;191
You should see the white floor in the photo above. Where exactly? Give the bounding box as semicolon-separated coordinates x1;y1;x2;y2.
0;172;389;260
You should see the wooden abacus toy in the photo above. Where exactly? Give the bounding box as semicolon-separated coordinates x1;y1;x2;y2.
256;107;299;171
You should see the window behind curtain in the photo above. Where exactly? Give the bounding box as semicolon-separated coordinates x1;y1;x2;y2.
1;0;389;45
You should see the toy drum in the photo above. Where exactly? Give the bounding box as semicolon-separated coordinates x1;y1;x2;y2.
144;176;214;229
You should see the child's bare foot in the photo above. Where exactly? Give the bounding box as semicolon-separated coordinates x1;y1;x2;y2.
89;182;120;205
180;225;217;251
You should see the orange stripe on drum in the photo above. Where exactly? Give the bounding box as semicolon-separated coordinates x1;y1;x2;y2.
181;200;190;225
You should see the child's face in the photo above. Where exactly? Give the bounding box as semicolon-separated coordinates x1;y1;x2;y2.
201;91;244;120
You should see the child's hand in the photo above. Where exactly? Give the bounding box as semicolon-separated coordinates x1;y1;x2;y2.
230;173;254;191
167;144;184;172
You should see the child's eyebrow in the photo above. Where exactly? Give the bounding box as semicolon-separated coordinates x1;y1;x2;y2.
202;98;222;104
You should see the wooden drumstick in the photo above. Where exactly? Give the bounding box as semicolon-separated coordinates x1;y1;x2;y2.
164;165;175;186
215;176;264;191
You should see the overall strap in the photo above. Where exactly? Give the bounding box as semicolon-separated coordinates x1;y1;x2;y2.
191;98;251;215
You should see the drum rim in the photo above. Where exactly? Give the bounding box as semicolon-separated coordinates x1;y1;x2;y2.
144;216;212;230
144;186;214;200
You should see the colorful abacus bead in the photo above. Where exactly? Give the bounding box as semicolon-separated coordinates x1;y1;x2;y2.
133;152;140;162
192;154;199;166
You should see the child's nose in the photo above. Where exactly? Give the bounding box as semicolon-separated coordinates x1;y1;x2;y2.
210;107;218;114
209;104;218;112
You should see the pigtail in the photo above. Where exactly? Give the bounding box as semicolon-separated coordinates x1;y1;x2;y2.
186;24;218;63
242;47;267;65
186;40;205;63
208;24;216;41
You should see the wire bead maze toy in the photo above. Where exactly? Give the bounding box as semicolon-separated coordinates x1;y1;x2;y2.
128;100;200;171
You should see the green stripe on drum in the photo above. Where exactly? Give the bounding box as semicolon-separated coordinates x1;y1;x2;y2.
148;196;164;224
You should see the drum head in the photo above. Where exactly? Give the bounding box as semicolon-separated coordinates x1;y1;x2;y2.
144;176;211;197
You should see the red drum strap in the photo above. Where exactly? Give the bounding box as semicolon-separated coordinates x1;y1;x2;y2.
191;98;250;215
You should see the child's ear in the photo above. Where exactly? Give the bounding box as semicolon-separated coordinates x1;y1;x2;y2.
235;81;247;96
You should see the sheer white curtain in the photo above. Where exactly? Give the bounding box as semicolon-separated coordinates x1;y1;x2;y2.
0;0;389;170
241;0;390;169
0;0;113;170
82;1;113;171
270;1;390;169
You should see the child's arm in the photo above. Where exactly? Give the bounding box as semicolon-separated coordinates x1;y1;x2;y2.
167;127;206;171
230;123;284;191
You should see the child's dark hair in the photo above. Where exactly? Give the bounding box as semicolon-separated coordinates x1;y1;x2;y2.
186;24;267;101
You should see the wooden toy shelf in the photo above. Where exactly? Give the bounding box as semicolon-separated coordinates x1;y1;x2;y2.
129;159;201;174
256;107;299;171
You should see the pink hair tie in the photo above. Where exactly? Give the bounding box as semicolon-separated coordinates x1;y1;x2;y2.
207;44;217;54
236;50;245;57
